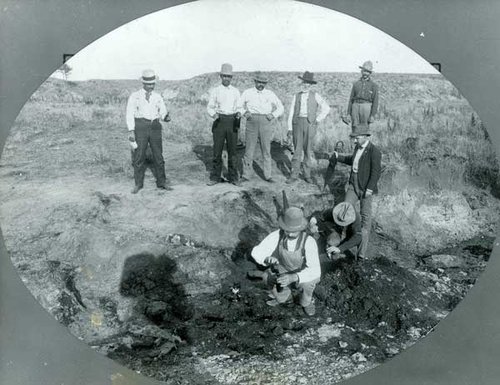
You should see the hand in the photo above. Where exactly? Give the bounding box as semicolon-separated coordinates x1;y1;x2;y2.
365;189;373;197
213;113;220;120
243;111;252;119
326;245;341;255
264;256;279;266
266;113;275;121
368;116;375;124
333;151;338;159
277;273;298;286
235;112;241;119
128;132;135;142
164;113;171;122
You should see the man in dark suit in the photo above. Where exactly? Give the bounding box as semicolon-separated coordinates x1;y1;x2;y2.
333;124;381;259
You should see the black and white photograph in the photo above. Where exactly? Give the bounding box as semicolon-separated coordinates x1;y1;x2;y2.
1;1;499;384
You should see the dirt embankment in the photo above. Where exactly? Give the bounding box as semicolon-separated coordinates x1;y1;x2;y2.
0;137;497;384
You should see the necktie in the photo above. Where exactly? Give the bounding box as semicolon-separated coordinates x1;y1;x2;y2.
146;92;151;102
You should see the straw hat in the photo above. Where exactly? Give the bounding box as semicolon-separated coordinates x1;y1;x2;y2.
220;63;233;76
253;71;268;83
141;69;157;84
359;60;373;72
332;202;356;227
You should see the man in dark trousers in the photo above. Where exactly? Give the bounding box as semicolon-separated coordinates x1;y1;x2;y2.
286;71;330;184
333;125;381;259
343;61;379;129
126;69;171;194
206;63;242;186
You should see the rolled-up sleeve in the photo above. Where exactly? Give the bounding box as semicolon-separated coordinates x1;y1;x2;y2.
272;92;284;118
251;230;280;266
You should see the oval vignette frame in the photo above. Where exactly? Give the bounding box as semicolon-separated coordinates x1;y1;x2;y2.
0;1;500;385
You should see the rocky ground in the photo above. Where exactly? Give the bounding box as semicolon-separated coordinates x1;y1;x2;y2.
0;133;497;384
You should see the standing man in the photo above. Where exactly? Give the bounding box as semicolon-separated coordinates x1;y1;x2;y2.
240;72;284;183
206;63;242;186
343;61;379;129
126;69;171;194
286;71;330;184
251;206;321;316
333;125;381;259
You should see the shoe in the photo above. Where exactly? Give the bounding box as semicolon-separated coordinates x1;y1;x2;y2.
265;178;275;183
266;295;293;307
303;176;313;184
231;179;242;187
286;177;298;184
157;184;173;191
131;185;142;194
240;176;250;182
302;301;316;316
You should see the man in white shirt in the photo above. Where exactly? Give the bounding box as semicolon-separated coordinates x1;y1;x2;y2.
240;72;284;182
206;63;242;186
286;71;330;184
126;69;171;194
251;206;321;316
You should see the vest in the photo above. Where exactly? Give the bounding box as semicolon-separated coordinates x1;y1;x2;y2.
274;230;308;273
292;91;318;124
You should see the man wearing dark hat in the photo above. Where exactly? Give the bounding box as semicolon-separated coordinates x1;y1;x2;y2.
286;71;330;184
240;72;284;182
251;206;321;316
343;61;379;129
333;125;381;259
206;63;242;186
126;69;171;194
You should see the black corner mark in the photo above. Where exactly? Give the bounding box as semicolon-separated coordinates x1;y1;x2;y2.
63;53;74;63
430;62;441;72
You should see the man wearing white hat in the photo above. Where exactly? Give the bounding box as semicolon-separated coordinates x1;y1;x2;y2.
240;72;284;182
206;63;242;186
333;125;381;259
286;71;331;184
251;206;321;316
323;201;362;260
343;61;379;129
126;69;171;194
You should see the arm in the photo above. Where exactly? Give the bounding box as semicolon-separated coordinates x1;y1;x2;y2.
287;94;296;132
370;83;379;118
272;92;285;118
296;236;321;283
315;93;331;122
125;93;137;132
206;87;218;118
158;95;168;121
337;153;354;165
338;212;362;252
251;230;280;266
366;146;382;193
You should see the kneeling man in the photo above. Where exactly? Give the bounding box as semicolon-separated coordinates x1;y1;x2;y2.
251;207;321;316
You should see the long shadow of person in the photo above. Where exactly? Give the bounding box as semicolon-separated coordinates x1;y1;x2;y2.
120;252;194;327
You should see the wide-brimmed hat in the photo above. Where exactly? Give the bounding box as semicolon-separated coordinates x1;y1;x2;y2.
332;202;356;227
220;63;233;76
278;207;308;232
359;61;373;72
350;124;371;137
298;71;317;84
253;72;268;83
141;69;157;84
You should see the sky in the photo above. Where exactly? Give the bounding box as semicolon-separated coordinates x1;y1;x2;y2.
58;0;438;81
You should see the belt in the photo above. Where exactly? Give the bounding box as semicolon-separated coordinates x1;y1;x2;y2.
353;100;372;104
218;113;238;119
135;117;159;123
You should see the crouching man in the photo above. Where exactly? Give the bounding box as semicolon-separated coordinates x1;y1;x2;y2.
324;202;361;260
251;207;321;316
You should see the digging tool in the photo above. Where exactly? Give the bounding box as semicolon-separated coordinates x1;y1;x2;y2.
323;140;345;191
